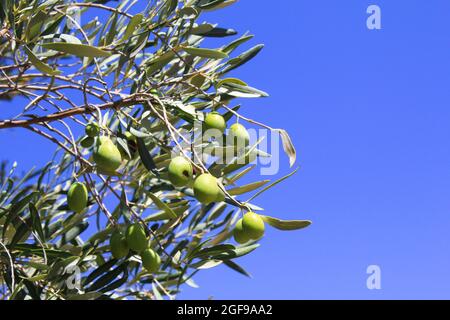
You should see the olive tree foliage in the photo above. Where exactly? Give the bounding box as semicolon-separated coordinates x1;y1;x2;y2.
0;0;311;300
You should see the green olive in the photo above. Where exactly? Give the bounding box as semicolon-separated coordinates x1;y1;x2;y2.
67;182;88;213
204;112;226;133
110;230;129;259
141;248;161;273
233;219;250;244
229;123;250;149
93;136;122;172
126;223;148;252
193;173;221;204
85;123;100;137
242;211;265;240
168;156;193;187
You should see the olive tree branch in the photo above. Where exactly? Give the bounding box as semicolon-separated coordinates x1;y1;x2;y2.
0;94;150;129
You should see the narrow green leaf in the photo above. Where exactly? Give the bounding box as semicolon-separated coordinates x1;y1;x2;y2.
24;46;61;75
227;165;256;184
22;273;48;282
222;44;264;73
26;10;47;41
29;203;45;242
191;259;223;269
41;43;111;57
260;215;312;231
2;191;39;241
198;27;237;38
218;82;268;98
184;46;228;59
179;7;199;19
216;77;247;88
222;105;241;122
246;168;299;202
67;292;103;300
223;34;254;54
84;259;117;286
146;192;178;219
197;0;237;10
136;137;158;175
25;261;50;271
213;243;259;259
227;180;270;196
88;264;125;291
104;12;118;46
232;243;260;258
189;23;214;35
59;221;88;244
192;244;235;259
145;51;176;75
197;0;227;9
128;127;151;138
99;268;128;293
129;31;150;58
41;33;82;44
223;259;251;277
121;14;143;43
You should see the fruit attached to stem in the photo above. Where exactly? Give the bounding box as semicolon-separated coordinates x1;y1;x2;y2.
126;223;148;252
110;230;129;259
233;219;250;244
93;136;122;172
67;182;88;213
85;123;100;137
193;173;221;204
204;112;226;133
229;123;250;149
141;248;161;273
168;156;193;187
242;211;265;240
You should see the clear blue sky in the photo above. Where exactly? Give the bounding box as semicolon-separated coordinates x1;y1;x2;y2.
2;0;450;299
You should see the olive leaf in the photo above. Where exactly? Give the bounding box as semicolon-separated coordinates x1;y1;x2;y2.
120;14;143;43
218;82;268;98
227;180;270;196
222;44;264;73
146;191;178;219
136;137;159;174
41;43;111;57
260;215;312;231
23;46;61;76
223;259;251;277
0;0;310;300
198;0;238;11
246;168;299;202
183;46;228;59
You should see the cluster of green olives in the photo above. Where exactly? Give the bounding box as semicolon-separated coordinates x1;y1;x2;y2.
168;156;224;204
67;125;126;213
67;183;160;272
168;111;251;204
204;112;250;149
169;112;265;243
233;211;265;244
66;112;258;269
109;223;161;273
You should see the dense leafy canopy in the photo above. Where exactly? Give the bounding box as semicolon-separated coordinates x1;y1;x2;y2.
0;0;310;300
